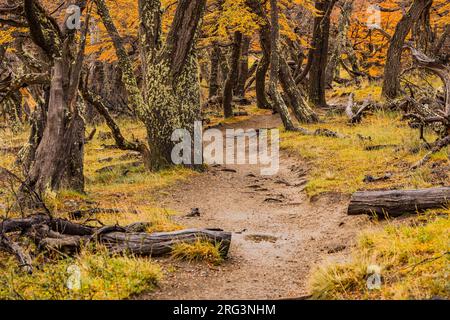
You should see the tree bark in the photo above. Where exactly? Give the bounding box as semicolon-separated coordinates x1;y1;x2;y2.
382;0;431;99
140;0;206;170
24;59;85;195
208;43;221;98
95;0;145;113
412;0;433;54
246;0;272;110
222;31;243;118
19;0;89;198
308;0;336;107
235;35;251;97
246;0;317;124
325;0;352;87
268;0;296;130
98;0;206;170
347;187;450;217
279;57;318;123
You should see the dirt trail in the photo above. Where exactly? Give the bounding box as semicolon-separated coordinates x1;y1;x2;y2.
146;114;368;299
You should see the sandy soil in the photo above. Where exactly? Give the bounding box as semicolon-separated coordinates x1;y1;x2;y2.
144;114;369;300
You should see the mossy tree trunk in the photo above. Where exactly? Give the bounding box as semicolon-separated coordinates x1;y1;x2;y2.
138;0;206;170
97;0;205;170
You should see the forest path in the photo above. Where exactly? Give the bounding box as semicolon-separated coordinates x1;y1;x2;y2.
145;114;367;299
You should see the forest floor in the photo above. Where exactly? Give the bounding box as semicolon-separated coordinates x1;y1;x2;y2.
0;90;448;299
144;114;369;299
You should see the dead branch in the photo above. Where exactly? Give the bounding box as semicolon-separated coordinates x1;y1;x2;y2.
0;214;232;272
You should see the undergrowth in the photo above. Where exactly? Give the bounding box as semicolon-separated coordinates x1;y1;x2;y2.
280;111;449;196
309;209;450;300
0;248;161;300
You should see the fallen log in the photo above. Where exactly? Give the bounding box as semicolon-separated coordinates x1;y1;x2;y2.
100;228;232;257
348;187;450;217
0;214;232;272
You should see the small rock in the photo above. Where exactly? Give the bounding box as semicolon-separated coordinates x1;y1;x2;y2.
327;244;346;254
186;208;200;217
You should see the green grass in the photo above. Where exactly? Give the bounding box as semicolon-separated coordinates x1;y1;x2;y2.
309;209;450;300
280;111;449;196
0;249;161;300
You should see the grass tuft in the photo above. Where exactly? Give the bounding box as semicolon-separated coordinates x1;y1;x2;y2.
171;240;225;265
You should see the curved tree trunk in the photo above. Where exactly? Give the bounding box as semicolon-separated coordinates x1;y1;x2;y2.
382;0;431;99
279;57;318;123
248;0;273;111
412;0;433;54
268;0;295;131
255;54;272;109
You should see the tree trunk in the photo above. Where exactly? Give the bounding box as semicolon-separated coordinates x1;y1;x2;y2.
279;57;318;123
18;86;49;175
246;0;273;110
140;0;206;170
222;31;243;118
98;0;206;170
382;0;431;99
325;0;352;87
235;35;250;97
308;0;336;108
208;43;221;98
95;0;145;112
24;59;85;196
268;0;296;131
246;0;316;125
347;187;450;217
17;0;88;199
255;54;273;109
412;0;433;54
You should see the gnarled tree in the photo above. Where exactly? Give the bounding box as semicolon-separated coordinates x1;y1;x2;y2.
382;0;432;99
95;0;206;170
